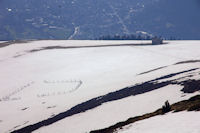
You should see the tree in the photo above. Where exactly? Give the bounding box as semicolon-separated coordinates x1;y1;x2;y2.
162;100;171;114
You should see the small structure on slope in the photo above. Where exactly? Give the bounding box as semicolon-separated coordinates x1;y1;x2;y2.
152;36;163;45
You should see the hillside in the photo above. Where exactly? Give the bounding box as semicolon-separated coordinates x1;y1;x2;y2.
1;0;200;40
0;40;200;133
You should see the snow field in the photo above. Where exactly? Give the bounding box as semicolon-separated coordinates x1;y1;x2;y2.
0;40;200;132
118;111;200;133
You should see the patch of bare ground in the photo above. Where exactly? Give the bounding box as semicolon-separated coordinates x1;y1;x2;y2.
0;40;30;48
90;95;200;133
138;66;167;75
27;43;167;53
175;60;200;65
180;79;200;93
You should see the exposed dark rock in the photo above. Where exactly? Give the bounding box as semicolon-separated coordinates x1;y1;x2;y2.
21;107;28;111
0;40;30;48
150;68;198;82
180;80;200;93
47;106;56;109
138;66;167;75
175;60;200;65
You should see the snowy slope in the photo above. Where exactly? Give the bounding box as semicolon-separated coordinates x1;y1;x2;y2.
118;111;200;133
0;40;200;133
34;64;200;133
